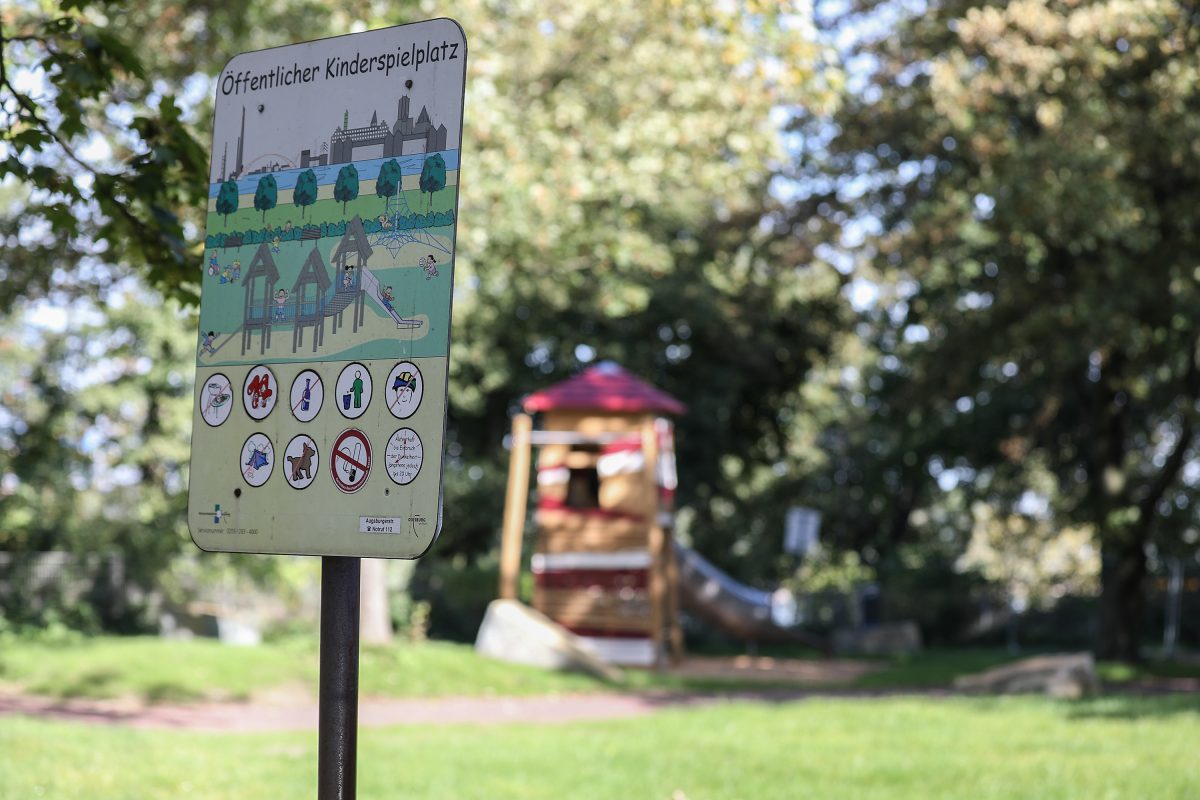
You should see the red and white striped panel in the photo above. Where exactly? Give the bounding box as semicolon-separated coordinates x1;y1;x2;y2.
537;465;571;487
597;436;644;478
532;550;652;572
532;549;653;663
576;635;655;666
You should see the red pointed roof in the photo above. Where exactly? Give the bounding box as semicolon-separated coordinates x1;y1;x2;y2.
523;362;686;416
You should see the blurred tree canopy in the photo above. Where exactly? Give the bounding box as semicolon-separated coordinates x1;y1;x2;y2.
6;0;1197;659
798;0;1200;659
1;1;844;627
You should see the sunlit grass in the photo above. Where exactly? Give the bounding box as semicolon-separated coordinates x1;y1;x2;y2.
1;695;1197;799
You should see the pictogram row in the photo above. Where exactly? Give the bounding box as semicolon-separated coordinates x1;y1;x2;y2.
199;360;423;427
239;427;424;492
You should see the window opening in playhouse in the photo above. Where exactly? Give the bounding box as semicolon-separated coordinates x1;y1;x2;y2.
565;466;600;509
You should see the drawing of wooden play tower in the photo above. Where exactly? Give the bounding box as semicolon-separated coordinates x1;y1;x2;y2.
290;246;332;353
235;216;424;357
240;243;279;355
498;362;686;667
284;219;368;355
326;215;370;335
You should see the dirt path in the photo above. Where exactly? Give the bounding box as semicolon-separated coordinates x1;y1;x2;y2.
0;685;937;733
0;655;888;732
5;682;1197;732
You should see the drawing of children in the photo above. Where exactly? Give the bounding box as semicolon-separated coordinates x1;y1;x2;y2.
271;235;281;254
231;260;242;282
273;288;290;319
220;268;231;284
342;265;355;290
380;286;395;312
420;254;438;280
200;331;217;355
378;213;391;230
208;255;219;276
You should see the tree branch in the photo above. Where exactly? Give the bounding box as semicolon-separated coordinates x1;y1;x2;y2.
1135;339;1200;526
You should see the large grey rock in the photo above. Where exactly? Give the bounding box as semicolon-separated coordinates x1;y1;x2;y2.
955;653;1099;698
832;622;922;656
474;599;624;683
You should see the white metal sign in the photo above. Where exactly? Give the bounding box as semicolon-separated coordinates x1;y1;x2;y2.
188;19;467;558
784;506;821;556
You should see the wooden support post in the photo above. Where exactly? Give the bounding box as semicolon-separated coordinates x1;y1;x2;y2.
641;418;665;669
658;420;685;665
665;535;684;664
498;413;533;600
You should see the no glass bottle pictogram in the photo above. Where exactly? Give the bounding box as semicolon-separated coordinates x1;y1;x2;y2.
290;369;324;422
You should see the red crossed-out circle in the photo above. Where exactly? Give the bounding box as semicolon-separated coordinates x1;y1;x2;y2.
330;428;372;494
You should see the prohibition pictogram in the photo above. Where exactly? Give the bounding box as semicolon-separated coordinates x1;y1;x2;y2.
243;365;278;420
241;432;274;487
290;369;324;422
384;362;423;420
200;373;233;427
330;428;372;494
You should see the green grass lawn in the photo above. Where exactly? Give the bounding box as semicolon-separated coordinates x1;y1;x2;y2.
3;636;1198;703
0;634;843;701
1;695;1197;799
0;636;601;702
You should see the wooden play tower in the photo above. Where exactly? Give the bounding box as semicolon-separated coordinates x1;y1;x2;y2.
498;362;686;667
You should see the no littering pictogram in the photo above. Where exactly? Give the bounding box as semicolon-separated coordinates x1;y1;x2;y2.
331;428;372;494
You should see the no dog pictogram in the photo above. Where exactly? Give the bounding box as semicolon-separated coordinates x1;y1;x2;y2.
331;428;372;494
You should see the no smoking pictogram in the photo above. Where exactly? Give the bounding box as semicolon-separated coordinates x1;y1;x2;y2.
331;428;372;494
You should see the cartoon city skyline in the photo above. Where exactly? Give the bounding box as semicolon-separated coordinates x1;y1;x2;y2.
213;93;457;183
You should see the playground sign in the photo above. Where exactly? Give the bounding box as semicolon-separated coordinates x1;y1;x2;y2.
188;19;467;559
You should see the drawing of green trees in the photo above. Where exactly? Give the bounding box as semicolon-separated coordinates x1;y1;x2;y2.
375;158;401;209
334;164;359;214
215;179;239;226
293;169;318;220
253;174;277;224
419;154;446;208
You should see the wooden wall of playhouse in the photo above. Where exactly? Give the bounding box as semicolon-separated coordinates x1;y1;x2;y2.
498;411;684;667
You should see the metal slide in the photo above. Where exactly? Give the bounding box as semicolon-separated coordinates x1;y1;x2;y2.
674;540;828;650
358;265;423;329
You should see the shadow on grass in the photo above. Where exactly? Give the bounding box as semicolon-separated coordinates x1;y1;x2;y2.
33;668;121;700
1065;694;1200;722
852;649;1023;689
142;681;208;704
32;671;212;705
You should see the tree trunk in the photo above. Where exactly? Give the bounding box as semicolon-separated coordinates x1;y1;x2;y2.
359;558;393;645
1097;536;1147;662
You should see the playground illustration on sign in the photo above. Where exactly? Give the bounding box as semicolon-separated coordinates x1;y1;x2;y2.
194;92;459;366
187;19;466;559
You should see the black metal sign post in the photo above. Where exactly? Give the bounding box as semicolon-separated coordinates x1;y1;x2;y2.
318;556;361;800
